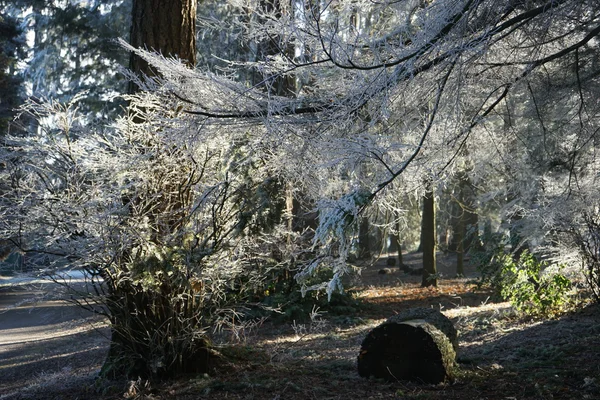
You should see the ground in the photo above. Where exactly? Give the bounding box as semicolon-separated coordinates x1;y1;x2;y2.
1;253;599;399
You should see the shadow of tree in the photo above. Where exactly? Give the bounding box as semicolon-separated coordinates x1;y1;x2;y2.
196;304;600;400
455;303;600;399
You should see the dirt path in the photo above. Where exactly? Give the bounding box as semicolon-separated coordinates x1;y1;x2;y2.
0;283;109;399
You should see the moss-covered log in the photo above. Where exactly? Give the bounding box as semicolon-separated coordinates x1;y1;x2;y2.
357;309;457;383
387;307;458;352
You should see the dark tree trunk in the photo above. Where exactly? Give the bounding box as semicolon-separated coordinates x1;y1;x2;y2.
253;0;296;95
358;308;457;383
449;171;479;254
397;242;404;268
101;0;202;380
421;179;437;287
456;203;465;277
128;0;197;93
358;216;372;260
0;15;23;135
393;218;405;269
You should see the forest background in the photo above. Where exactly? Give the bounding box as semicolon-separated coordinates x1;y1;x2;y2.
1;0;600;399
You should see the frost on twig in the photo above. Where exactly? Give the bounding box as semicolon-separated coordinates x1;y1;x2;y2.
296;188;371;299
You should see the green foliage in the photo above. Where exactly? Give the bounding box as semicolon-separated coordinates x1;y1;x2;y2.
471;231;512;291
236;176;286;235
472;231;573;317
102;250;214;379
499;251;572;317
265;289;361;322
477;247;573;317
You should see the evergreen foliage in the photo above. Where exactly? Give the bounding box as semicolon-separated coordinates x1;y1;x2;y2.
0;13;24;133
1;0;131;119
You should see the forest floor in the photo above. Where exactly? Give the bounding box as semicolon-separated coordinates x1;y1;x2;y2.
1;252;600;400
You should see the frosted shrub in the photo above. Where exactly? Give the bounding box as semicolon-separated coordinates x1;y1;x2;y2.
0;91;291;378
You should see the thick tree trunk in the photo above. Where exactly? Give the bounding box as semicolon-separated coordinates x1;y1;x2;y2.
421;179;437;287
128;0;197;93
100;0;203;380
358;308;457;383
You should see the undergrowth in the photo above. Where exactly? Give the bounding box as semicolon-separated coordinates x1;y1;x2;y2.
472;241;574;318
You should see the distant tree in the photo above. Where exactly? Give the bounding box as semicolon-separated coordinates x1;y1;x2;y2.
0;13;24;133
358;216;372;259
447;166;479;276
421;178;437;287
1;0;131;119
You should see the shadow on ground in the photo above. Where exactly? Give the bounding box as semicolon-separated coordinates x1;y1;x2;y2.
0;284;110;399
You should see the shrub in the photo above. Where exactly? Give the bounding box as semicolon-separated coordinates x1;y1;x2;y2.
498;251;572;317
472;232;573;317
470;231;512;292
260;267;362;322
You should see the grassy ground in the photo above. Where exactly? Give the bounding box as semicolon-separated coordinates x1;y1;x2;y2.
1;253;599;400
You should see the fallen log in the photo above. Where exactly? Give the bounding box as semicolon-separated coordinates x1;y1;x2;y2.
388;307;458;352
357;308;457;383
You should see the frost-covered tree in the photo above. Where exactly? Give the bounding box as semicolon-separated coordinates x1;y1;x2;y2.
1;0;131;118
160;0;600;290
0;0;303;380
2;0;600;380
0;90;291;378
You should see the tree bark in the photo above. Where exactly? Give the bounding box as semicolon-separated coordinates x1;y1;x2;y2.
456;204;465;277
388;307;458;351
128;0;197;93
421;179;437;287
358;216;372;260
100;0;202;380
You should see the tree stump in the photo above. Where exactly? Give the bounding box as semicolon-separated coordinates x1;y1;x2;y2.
357;308;457;383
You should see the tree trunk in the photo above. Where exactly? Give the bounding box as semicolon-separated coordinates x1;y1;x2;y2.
358;216;372;260
100;0;202;380
449;170;479;254
358;308;457;383
253;0;296;95
393;218;405;269
421;179;437;287
456;204;465;277
128;0;197;93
